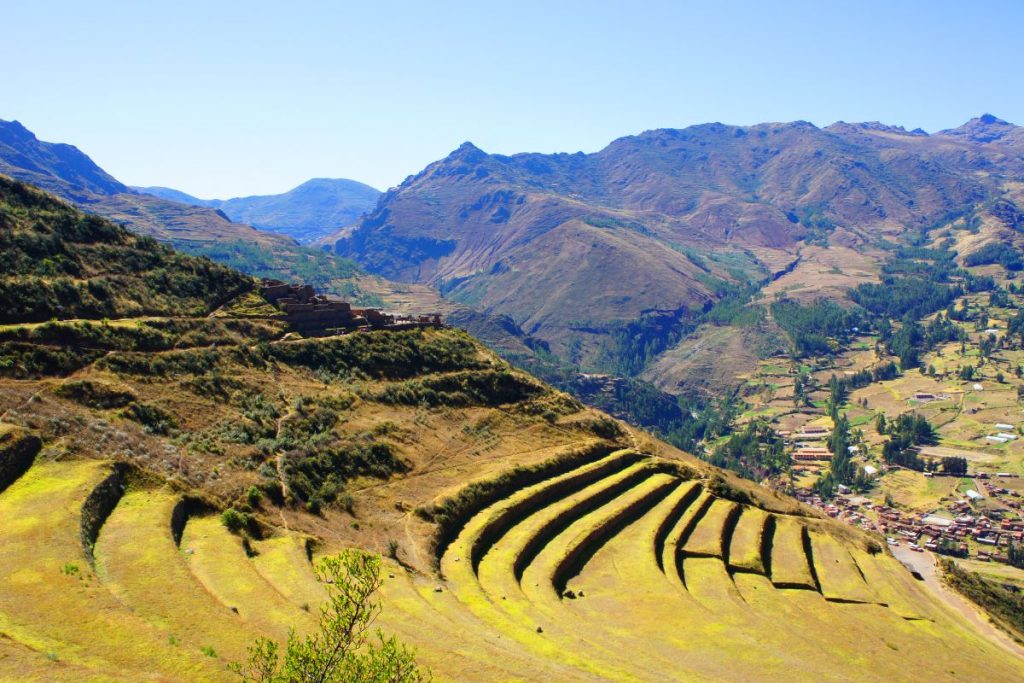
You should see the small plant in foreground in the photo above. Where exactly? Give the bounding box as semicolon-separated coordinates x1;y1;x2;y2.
231;550;428;682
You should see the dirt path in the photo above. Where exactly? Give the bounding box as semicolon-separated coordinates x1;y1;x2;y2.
893;546;1024;659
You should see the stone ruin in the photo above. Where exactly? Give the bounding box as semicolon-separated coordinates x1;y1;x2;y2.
259;279;441;335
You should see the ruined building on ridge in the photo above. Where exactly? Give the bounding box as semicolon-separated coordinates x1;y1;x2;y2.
260;279;441;335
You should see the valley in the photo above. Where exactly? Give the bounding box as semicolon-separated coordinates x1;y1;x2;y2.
3;113;1024;680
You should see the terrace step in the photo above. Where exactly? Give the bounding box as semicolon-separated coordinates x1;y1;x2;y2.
808;531;881;604
849;548;931;620
0;460;219;679
728;508;771;575
566;478;705;603
180;516;317;641
681;498;739;559
459;460;666;665
552;478;714;679
652;480;703;572
768;516;817;590
521;473;680;603
251;535;327;612
453;448;645;576
475;460;661;598
661;490;713;590
93;489;265;662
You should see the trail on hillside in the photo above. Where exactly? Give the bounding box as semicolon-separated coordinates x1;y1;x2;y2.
893;546;1024;659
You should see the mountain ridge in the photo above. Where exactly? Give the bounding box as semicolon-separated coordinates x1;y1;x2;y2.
133;177;381;244
0;119;292;248
328;115;1023;369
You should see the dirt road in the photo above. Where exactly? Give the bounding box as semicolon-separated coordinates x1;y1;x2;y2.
892;545;1024;658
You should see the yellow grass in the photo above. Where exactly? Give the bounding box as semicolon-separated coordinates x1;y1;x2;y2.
93;488;264;663
809;531;879;604
180;516;317;642
682;498;737;558
768;516;816;589
250;534;327;611
4;457;1024;681
728;507;768;574
0;460;220;680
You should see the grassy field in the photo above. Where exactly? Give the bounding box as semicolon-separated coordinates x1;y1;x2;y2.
3;445;1023;680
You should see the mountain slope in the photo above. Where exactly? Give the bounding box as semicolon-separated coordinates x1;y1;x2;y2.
330;116;1024;369
0;177;1022;681
0;177;252;324
0;119;289;248
135;178;381;244
0;120;389;303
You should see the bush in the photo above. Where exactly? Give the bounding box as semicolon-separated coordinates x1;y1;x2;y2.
221;508;249;534
54;379;136;408
246;486;264;508
268;329;488;381
121;402;178;435
372;370;543;408
942;560;1024;638
0;176;252;324
231;550;427;682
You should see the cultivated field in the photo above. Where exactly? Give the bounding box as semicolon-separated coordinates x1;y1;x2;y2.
3;445;1023;681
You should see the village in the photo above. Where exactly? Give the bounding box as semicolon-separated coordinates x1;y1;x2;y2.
774;416;1024;569
795;475;1024;564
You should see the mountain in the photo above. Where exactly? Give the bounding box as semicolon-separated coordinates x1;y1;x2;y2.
329;116;1024;372
134;178;381;244
0;119;290;248
130;185;205;206
0;120;393;303
2;175;1022;681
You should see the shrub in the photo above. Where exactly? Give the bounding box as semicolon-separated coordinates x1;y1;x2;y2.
231;550;427;682
121;402;178;435
221;508;249;534
246;486;264;508
54;379;136;409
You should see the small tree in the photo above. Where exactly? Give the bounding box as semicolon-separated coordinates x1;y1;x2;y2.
232;550;428;682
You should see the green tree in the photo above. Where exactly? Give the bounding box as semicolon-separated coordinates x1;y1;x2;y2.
232;550;428;683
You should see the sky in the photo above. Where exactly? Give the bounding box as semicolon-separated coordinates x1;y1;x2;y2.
5;0;1024;198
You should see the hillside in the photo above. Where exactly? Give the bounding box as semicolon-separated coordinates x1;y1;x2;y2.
0;120;289;248
0;120;383;301
1;178;1023;680
134;178;381;244
329;116;1024;376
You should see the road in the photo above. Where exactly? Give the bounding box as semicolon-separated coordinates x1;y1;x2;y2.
892;545;1024;659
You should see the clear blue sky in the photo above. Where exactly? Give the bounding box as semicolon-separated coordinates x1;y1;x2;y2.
6;0;1022;198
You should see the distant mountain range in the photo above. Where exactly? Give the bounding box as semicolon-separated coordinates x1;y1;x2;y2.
327;115;1024;373
0;119;290;248
134;178;381;244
